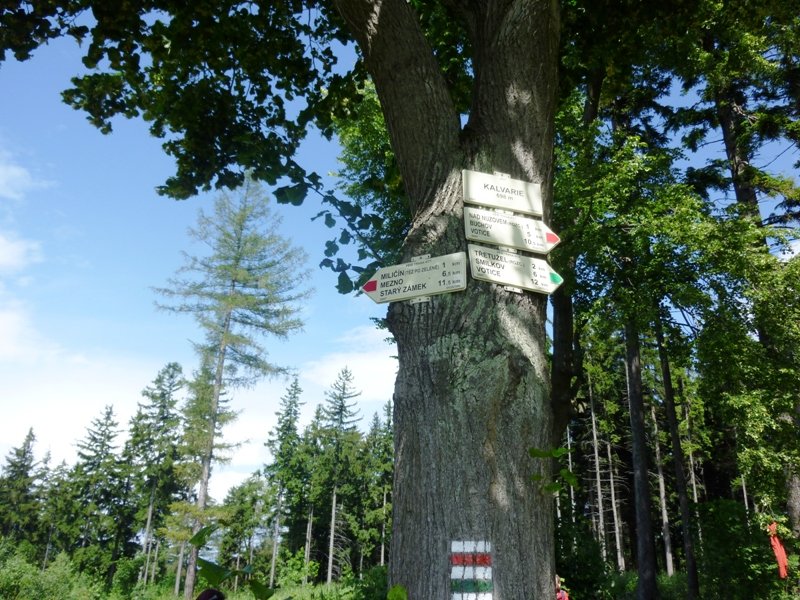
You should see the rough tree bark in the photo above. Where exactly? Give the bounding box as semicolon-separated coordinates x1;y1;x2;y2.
607;441;626;572
303;507;313;586
590;385;608;562
656;321;699;597
650;404;674;577
332;0;560;596
624;319;659;599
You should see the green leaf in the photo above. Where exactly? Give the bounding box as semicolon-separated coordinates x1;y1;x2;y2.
248;579;274;599
324;213;336;228
529;446;570;459
196;557;231;588
551;447;570;458
274;182;309;206
337;271;354;294
388;585;409;600
338;201;363;218
189;524;219;548
324;240;339;257
560;468;579;488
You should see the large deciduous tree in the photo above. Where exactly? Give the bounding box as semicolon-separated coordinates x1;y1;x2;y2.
1;1;561;596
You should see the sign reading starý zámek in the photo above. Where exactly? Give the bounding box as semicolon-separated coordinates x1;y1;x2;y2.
362;252;467;303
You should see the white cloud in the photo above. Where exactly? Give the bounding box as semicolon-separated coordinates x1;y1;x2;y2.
0;315;398;504
0;300;60;362
0;161;35;201
205;324;398;502
0;231;42;273
0;151;52;202
0;353;161;470
303;325;397;399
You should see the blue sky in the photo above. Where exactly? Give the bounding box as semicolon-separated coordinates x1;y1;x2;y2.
0;37;396;501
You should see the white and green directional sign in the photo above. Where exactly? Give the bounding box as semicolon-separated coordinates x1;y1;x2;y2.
464;206;560;254
462;169;543;216
468;244;563;295
362;252;467;303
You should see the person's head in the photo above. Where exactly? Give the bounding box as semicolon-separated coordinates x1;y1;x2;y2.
555;574;562;590
195;589;225;600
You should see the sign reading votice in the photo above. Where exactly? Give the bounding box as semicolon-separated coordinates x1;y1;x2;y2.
464;206;560;254
468;244;563;295
362;252;467;303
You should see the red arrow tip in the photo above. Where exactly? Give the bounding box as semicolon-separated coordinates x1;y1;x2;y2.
363;279;377;293
546;232;560;244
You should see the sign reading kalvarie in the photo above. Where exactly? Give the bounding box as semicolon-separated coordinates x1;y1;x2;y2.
462;169;543;216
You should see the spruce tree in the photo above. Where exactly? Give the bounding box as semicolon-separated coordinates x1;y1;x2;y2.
123;362;187;584
0;428;40;544
319;367;361;583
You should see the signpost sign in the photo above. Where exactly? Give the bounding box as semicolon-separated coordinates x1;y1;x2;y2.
462;169;543;216
464;206;560;254
362;252;467;303
467;244;563;295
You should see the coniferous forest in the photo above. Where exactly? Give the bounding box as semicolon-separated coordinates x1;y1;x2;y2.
1;1;800;599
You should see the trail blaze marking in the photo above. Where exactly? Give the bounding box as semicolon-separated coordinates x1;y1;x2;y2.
450;541;493;600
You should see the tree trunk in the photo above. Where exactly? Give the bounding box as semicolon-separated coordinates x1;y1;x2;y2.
183;452;213;600
590;384;608;562
550;67;604;437
380;488;387;566
184;318;230;600
151;539;160;585
248;535;254;583
174;541;185;597
327;485;337;584
142;484;156;584
715;92;761;218
650;404;674;576
234;554;240;592
42;524;53;571
788;469;800;538
330;0;560;596
656;322;699;597
790;398;800;538
303;506;313;586
269;489;282;588
607;441;626;572
741;472;750;513
566;425;577;522
681;379;703;545
624;319;659;599
551;286;576;434
389;293;555;598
